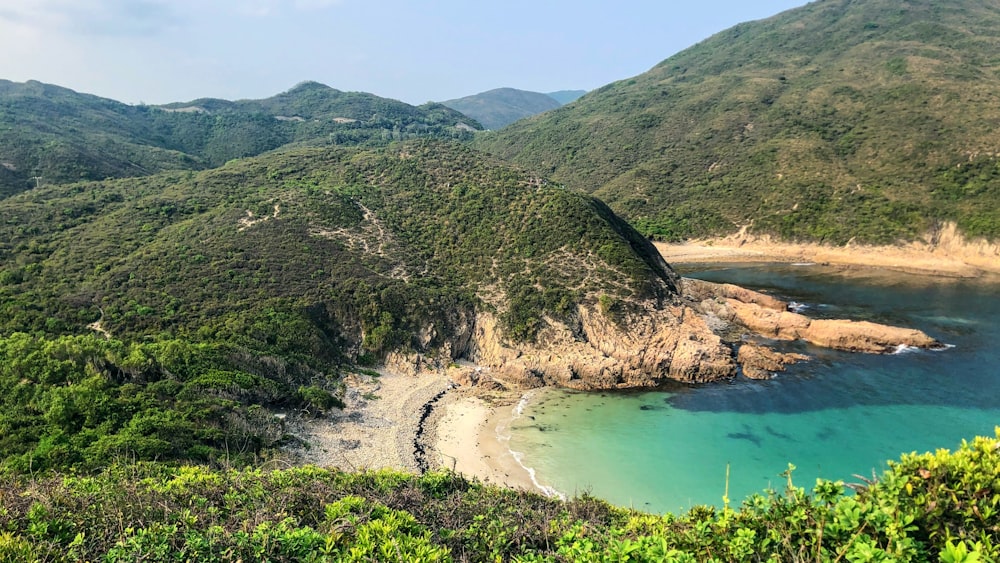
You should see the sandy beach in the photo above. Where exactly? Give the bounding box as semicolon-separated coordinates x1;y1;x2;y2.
285;369;451;472
284;367;546;494
426;391;541;492
655;227;1000;278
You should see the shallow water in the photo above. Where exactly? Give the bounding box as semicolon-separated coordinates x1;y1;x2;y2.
506;264;1000;513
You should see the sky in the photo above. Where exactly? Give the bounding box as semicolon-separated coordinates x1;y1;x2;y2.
0;0;809;106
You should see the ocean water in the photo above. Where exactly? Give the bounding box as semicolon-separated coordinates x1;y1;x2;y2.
505;264;1000;514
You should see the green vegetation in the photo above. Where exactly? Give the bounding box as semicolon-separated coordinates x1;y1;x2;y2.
0;140;672;350
2;432;999;561
0;140;675;472
0;80;480;198
0;333;331;474
476;0;1000;244
441;87;563;130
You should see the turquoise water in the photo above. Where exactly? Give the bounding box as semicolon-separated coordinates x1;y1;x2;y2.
506;264;1000;513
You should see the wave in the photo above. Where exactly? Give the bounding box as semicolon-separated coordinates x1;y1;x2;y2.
788;301;810;313
892;343;956;354
511;450;566;499
916;315;978;327
498;391;567;500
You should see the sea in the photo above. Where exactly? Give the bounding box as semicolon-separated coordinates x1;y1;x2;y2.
504;263;1000;514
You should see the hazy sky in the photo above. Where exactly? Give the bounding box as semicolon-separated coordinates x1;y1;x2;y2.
0;0;809;105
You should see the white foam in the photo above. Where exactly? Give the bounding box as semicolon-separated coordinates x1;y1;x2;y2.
788;301;810;313
791;262;816;266
511;450;567;499
891;344;921;355
497;391;567;499
917;315;976;326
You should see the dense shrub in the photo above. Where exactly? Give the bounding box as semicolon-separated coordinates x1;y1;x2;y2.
1;432;999;561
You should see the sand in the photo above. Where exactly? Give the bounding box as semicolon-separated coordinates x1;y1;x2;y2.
427;391;540;492
284;369;451;472
282;228;997;492
283;368;547;495
656;235;1000;278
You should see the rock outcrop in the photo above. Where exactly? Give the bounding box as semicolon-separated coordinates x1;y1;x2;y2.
683;278;942;353
391;278;943;391
737;343;810;380
721;299;941;353
463;305;736;391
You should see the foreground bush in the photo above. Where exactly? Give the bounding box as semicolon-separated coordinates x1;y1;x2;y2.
1;430;999;561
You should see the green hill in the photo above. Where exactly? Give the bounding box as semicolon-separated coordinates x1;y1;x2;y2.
441;87;563;130
0;140;674;472
0;80;480;198
476;0;1000;244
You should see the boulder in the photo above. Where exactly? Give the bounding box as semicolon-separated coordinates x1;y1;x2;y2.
737;343;810;380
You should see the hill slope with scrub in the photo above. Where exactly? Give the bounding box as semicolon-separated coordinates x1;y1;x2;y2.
441;87;563;130
0;137;948;474
0;140;697;472
477;0;1000;244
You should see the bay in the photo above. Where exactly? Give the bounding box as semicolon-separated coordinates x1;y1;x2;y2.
505;264;1000;513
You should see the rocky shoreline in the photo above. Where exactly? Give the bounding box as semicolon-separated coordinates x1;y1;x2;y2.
431;277;943;392
283;267;949;494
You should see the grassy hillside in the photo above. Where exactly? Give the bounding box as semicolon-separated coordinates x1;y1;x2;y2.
477;0;1000;244
0;140;674;472
2;432;998;561
442;87;562;130
0;80;480;198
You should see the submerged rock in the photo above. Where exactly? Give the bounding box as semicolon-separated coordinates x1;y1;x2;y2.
737;343;810;380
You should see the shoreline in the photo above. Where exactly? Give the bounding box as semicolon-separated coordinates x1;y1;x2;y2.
283;369;452;472
283;368;557;496
283;235;998;493
655;237;1000;279
425;388;555;495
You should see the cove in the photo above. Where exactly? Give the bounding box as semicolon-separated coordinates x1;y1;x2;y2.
505;264;1000;514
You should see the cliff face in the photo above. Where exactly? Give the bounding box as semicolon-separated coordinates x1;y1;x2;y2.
396;277;943;391
463;305;735;390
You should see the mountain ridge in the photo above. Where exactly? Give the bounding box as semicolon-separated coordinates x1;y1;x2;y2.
441;87;563;130
475;0;1000;244
0;79;480;198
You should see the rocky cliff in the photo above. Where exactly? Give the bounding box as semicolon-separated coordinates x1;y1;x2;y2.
398;277;943;391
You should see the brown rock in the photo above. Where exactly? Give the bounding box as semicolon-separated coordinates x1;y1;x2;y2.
682;279;787;311
737;343;810;380
457;302;738;390
801;319;940;353
725;299;811;339
720;297;941;353
404;275;941;392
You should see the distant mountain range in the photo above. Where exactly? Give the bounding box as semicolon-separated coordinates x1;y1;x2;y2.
477;0;1000;244
545;90;587;105
441;87;585;130
0;80;480;198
